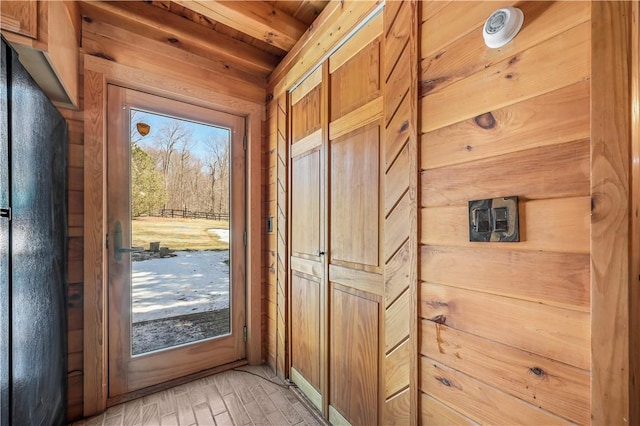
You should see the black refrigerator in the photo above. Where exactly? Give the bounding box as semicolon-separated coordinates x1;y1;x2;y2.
0;37;67;426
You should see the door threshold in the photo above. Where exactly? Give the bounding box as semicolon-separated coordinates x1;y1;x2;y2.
106;359;248;407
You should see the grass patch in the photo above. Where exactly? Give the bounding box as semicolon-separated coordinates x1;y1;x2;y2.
132;217;229;251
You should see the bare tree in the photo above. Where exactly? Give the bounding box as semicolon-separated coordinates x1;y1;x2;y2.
205;135;229;215
155;122;192;197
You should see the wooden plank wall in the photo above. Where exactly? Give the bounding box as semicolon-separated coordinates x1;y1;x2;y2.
262;93;288;378
382;1;417;425
275;94;288;378
419;2;591;424
59;104;85;422
263;99;277;372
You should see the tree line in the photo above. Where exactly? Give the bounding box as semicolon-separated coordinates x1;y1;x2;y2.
131;112;230;218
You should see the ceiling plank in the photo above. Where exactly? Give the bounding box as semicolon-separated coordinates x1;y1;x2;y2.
79;1;279;74
173;0;308;52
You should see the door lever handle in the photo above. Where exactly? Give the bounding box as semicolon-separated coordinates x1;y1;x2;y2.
114;220;144;261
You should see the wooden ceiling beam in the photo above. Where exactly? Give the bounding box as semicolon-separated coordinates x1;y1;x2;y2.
173;0;308;52
79;1;279;74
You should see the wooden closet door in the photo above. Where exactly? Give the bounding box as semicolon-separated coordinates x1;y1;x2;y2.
288;66;326;411
327;13;384;426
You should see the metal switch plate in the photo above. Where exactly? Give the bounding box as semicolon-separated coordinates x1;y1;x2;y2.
469;196;519;242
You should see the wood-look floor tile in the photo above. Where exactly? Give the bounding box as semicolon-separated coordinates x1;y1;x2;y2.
159;413;178;426
141;402;160;426
103;414;123;426
292;401;321;426
86;413;105;426
270;390;304;424
250;384;279;416
174;392;196;425
204;383;227;415
214;372;234;396
243;401;271;426
157;390;177;417
123;398;142;426
193;402;216;426
75;365;323;426
213;411;234;426
223;393;252;425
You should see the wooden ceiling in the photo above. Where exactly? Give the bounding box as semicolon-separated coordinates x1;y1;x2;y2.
78;1;328;80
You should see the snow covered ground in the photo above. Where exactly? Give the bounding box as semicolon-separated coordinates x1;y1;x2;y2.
208;228;230;243
132;250;230;323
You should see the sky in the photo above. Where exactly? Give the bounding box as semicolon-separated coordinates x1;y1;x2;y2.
131;108;230;163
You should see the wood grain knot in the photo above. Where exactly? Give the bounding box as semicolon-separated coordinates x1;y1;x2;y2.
430;314;447;325
167;38;179;44
400;121;409;133
420;78;447;97
82;16;92;23
474;112;496;130
528;367;545;377
435;376;452;387
508;55;520;66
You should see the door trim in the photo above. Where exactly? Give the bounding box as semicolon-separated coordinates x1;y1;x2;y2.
82;55;263;416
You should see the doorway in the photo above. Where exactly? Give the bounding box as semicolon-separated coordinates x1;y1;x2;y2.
106;85;246;397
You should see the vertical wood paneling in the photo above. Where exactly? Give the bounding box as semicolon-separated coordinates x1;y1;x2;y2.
59;106;86;422
631;4;640;425
383;2;418;424
591;2;631;424
83;67;107;416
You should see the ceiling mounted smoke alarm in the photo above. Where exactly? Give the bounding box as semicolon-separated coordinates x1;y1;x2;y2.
483;7;524;48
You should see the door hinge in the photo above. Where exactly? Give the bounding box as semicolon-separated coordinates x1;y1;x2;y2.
106;233;109;249
243;134;247;151
0;208;11;220
243;326;247;342
243;230;247;246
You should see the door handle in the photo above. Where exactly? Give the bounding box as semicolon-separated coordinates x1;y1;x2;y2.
114;221;144;261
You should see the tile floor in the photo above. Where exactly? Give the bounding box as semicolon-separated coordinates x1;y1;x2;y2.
72;365;325;426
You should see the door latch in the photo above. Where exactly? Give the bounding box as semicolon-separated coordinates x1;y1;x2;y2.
0;208;11;220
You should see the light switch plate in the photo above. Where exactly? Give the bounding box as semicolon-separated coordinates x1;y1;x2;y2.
469;196;519;242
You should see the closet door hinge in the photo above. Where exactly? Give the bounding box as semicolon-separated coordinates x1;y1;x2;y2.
243;230;247;246
0;208;11;220
243;134;247;151
243;326;247;342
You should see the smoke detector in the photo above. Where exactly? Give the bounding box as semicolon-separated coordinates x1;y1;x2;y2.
483;7;524;48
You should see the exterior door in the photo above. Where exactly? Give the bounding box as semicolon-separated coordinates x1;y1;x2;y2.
107;85;246;396
288;65;326;412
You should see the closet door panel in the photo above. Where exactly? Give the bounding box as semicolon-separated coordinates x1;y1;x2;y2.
291;273;321;389
288;65;326;412
330;286;379;426
327;12;383;426
330;124;380;267
291;149;321;257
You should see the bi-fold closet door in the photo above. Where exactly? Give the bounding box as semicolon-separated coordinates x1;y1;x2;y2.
288;13;384;426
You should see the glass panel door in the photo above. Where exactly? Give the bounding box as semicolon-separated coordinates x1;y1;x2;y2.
107;85;246;396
